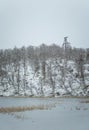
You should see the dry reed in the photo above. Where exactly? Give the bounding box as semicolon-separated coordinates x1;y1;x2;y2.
80;100;89;103
0;104;55;113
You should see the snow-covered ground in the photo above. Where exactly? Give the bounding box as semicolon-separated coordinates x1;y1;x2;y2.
0;58;89;97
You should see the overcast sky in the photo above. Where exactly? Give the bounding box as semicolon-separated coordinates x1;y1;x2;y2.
0;0;89;49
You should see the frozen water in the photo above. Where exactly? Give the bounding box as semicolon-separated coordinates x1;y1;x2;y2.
0;97;89;130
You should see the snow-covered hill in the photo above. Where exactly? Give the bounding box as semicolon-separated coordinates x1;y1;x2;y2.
0;57;89;97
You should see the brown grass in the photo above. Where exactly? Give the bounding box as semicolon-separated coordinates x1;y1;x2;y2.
0;104;56;113
80;100;89;103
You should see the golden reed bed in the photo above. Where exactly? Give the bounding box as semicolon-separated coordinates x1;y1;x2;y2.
0;104;56;113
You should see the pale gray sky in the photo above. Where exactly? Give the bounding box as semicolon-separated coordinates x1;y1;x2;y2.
0;0;89;49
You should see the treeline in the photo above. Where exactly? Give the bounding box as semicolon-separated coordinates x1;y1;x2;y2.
0;43;89;66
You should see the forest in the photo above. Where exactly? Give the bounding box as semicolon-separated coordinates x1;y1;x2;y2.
0;40;89;96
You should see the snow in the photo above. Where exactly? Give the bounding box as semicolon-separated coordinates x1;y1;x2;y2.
0;98;89;130
0;58;89;97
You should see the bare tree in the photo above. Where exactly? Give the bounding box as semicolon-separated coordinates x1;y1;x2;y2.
76;54;86;88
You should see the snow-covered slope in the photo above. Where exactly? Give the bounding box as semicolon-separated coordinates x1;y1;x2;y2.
0;58;89;97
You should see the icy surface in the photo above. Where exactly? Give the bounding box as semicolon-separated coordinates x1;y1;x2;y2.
0;97;89;130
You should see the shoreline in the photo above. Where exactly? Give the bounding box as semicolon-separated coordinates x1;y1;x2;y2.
0;95;89;99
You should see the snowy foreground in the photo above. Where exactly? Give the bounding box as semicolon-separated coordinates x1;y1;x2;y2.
0;58;89;97
0;97;89;130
